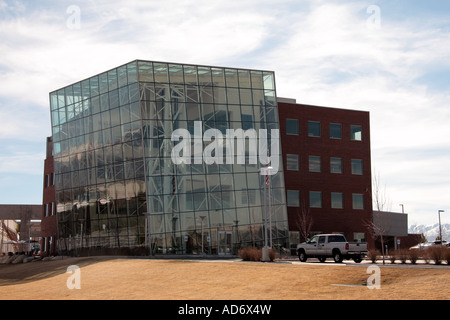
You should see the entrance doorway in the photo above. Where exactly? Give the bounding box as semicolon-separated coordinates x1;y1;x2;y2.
218;231;232;255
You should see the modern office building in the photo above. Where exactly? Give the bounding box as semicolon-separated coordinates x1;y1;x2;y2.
49;60;289;256
277;98;374;250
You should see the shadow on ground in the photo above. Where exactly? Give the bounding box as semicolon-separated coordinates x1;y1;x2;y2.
0;257;111;286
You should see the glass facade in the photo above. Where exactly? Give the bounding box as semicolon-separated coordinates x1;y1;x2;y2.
50;60;288;256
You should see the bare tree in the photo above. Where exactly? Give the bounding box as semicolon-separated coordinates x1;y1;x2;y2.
369;171;392;264
296;202;313;243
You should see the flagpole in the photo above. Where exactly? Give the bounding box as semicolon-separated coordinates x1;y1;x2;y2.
268;171;272;248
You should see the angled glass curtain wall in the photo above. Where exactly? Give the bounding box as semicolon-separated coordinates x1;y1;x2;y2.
50;60;288;255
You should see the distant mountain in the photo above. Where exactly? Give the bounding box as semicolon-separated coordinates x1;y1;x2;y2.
408;223;450;242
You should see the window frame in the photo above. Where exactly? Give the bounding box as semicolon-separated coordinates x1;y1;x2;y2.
331;192;343;209
350;125;362;141
286;119;299;135
308;155;321;173
352;193;364;210
308;121;321;137
351;159;363;175
286;154;299;171
330;157;342;174
309;191;322;208
329;123;342;139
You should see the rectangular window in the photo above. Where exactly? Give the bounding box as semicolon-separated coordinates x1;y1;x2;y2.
309;191;322;208
330;123;342;139
352;193;364;210
351;159;363;175
286;119;298;135
330;157;342;174
308;121;320;137
351;125;362;141
309;156;321;172
331;192;343;209
353;232;366;242
286;154;299;171
287;190;300;207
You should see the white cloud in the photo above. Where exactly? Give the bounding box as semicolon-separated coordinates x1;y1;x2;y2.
0;151;44;175
264;2;450;225
0;0;449;224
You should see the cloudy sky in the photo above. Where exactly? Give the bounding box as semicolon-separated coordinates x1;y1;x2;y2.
0;0;449;227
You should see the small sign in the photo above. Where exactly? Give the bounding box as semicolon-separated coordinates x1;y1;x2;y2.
184;235;188;242
207;236;210;243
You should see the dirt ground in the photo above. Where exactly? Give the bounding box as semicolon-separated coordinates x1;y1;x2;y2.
0;256;448;300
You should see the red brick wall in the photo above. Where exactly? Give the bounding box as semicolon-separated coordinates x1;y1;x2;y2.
41;155;57;253
278;102;374;248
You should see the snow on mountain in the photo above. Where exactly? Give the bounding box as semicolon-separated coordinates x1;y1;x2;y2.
408;223;450;242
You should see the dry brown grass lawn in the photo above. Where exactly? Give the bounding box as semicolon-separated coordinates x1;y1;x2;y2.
0;256;448;300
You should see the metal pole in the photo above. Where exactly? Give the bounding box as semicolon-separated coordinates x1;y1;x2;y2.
438;210;444;244
268;168;273;248
143;213;150;255
264;172;268;249
200;216;206;255
261;167;270;261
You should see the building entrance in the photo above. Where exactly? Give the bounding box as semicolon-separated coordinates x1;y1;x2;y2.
218;231;232;256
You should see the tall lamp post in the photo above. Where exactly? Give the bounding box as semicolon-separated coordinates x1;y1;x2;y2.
438;210;445;244
260;166;272;262
199;215;206;255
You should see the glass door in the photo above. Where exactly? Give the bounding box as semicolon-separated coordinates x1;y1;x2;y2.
218;231;232;255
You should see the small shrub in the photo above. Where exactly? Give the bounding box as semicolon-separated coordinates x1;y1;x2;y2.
238;247;278;262
238;247;261;261
268;248;278;261
367;249;380;263
427;246;447;265
422;249;431;264
408;249;420;264
388;251;397;264
398;249;409;264
444;248;450;265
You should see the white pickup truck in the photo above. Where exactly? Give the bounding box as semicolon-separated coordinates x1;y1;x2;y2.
296;234;367;263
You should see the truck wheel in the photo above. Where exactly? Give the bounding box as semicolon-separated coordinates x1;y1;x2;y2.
298;251;307;262
353;256;362;263
318;257;326;263
333;250;343;263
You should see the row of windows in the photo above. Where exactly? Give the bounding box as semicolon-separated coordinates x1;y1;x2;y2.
286;190;365;210
286;154;363;175
286;119;363;141
137;61;275;90
50;61;276;111
52;84;277;130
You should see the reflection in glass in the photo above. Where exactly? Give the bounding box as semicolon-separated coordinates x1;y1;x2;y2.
50;60;288;256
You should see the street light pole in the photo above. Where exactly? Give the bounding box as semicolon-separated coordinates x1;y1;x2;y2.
438;210;445;244
143;212;151;255
260;166;272;262
200;215;206;255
